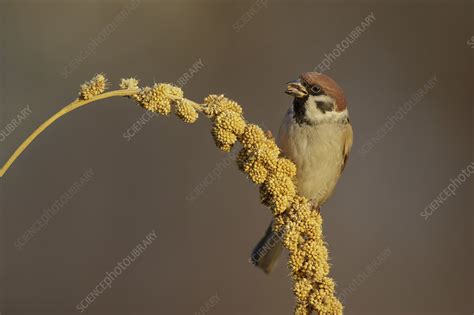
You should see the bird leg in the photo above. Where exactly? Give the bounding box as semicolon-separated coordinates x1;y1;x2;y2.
265;130;274;139
309;199;321;214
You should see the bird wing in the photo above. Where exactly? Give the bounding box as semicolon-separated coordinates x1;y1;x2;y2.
340;123;353;174
276;108;293;156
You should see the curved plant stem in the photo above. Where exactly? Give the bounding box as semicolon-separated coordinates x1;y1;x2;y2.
0;88;139;178
0;79;343;313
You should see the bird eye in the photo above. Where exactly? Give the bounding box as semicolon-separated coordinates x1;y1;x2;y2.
311;85;321;94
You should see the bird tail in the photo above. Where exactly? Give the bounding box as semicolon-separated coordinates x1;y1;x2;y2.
250;221;284;274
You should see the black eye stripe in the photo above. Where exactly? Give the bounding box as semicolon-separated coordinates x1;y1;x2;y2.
315;100;333;113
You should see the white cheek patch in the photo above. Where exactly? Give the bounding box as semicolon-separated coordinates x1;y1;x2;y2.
304;95;348;124
312;95;334;105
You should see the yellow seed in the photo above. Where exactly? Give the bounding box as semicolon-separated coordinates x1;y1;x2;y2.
294;303;310;315
212;127;237;152
203;94;242;118
175;99;198;123
119;77;139;90
240;124;266;150
132;83;183;116
276;157;297;178
293;278;313;301
215;110;246;136
79;74;107;100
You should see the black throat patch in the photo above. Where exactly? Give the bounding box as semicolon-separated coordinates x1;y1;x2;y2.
293;96;309;125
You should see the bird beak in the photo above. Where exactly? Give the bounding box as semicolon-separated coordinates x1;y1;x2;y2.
285;80;308;98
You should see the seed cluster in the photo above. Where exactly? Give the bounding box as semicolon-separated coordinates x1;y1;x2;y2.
131;83;184;116
201;92;343;314
203;95;246;152
77;74;343;314
119;77;139;90
79;74;107;100
175;99;199;123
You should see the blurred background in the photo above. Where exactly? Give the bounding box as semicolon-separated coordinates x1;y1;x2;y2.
0;0;472;314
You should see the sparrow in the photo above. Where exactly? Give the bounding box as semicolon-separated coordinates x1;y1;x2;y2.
250;72;353;273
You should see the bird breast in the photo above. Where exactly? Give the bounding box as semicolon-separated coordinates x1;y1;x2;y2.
278;113;346;206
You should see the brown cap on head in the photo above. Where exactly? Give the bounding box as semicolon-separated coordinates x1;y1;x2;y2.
300;72;347;111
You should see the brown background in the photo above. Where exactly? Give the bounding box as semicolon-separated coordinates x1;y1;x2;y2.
0;0;473;314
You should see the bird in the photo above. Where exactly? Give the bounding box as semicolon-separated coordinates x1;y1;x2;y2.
250;72;353;273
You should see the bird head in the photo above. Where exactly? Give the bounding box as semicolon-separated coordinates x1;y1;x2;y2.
285;72;348;124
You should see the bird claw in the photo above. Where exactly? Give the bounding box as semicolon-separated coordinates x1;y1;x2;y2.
309;199;321;214
265;130;274;139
